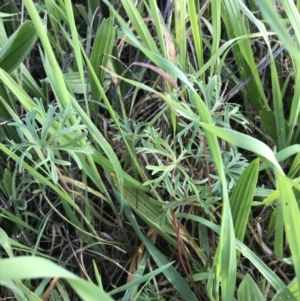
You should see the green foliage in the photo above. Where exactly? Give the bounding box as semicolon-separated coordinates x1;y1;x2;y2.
230;158;259;243
0;229;114;301
0;0;300;300
8;100;92;183
0;21;37;73
238;274;265;301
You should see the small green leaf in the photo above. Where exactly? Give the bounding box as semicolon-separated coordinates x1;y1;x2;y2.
14;199;27;211
0;228;14;258
238;274;265;301
2;168;13;197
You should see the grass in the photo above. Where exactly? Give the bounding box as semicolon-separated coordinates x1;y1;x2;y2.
0;0;300;300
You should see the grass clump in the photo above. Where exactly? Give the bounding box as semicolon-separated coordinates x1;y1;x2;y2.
1;0;300;300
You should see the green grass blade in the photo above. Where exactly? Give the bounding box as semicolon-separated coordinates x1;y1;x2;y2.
230;158;259;243
238;274;265;301
183;213;297;301
109;262;173;296
123;205;198;301
199;123;282;171
64;0;90;116
191;91;236;301
0;21;37;73
23;0;70;109
187;0;204;80
278;173;300;295
174;0;187;74
118;0;159;54
222;0;268;110
89;15;115;101
0;256;115;301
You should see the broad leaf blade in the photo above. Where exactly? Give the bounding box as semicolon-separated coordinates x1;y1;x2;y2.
238;274;265;301
231;158;259;241
0;256;114;301
278;173;300;295
0;21;37;73
89;15;115;100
